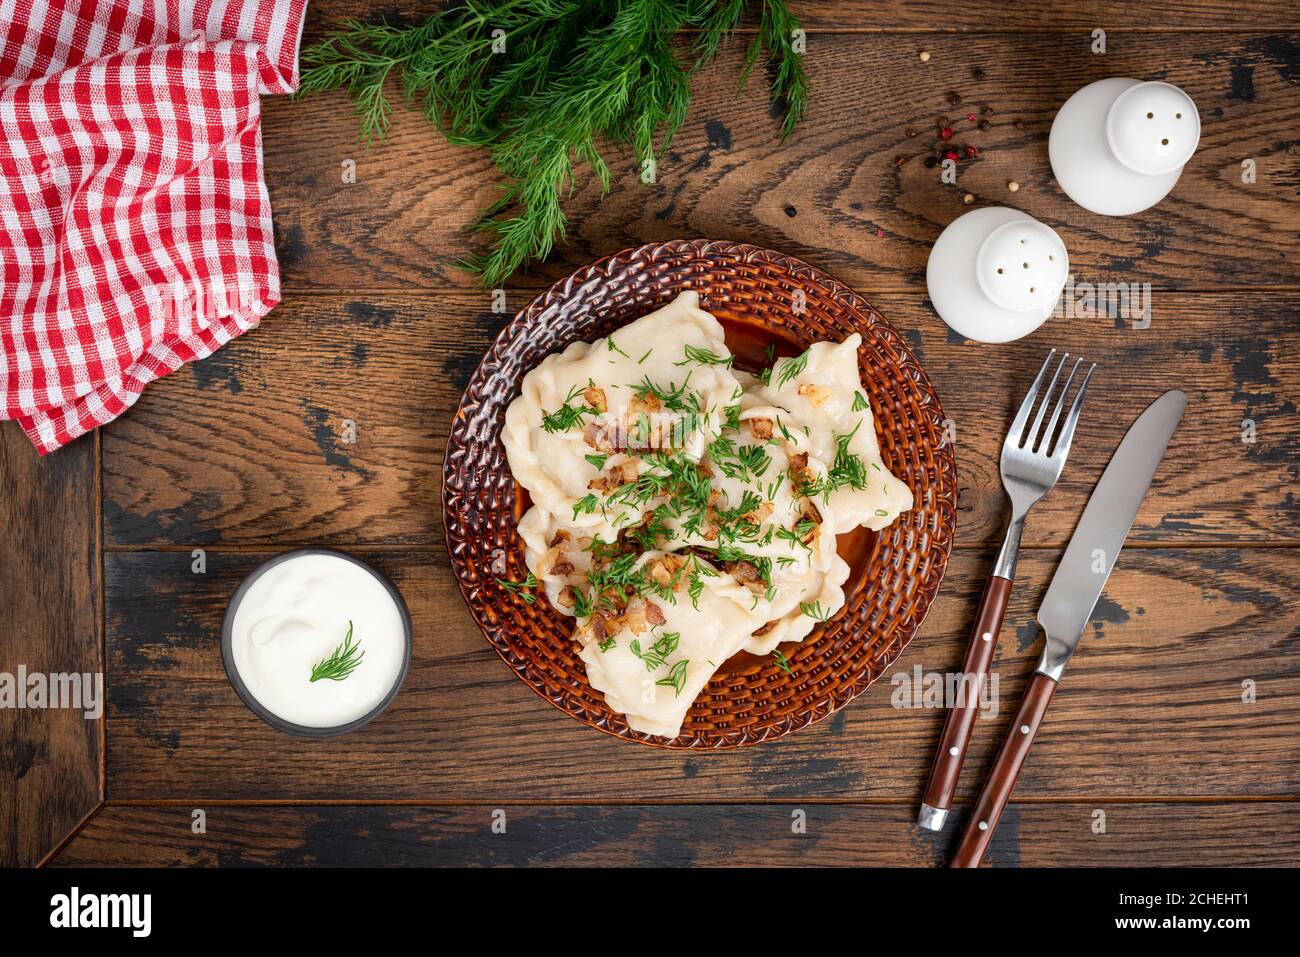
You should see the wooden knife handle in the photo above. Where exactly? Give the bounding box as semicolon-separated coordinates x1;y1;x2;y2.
949;672;1058;868
920;575;1013;818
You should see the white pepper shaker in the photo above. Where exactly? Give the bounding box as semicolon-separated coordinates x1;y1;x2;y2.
1049;79;1200;216
926;207;1069;343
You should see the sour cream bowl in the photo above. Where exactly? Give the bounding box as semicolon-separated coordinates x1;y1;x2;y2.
221;548;413;736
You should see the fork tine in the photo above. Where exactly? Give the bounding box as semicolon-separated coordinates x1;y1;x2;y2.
1050;361;1096;461
1026;351;1069;451
1041;357;1083;454
1008;349;1056;446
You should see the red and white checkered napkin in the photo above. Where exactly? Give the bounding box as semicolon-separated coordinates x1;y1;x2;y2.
0;0;308;454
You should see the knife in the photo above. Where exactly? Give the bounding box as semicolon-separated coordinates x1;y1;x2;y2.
949;389;1187;868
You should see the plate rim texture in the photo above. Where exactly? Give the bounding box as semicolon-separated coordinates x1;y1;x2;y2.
442;238;958;749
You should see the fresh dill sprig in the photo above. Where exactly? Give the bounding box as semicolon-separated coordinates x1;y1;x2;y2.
775;347;810;387
631;631;681;672
675;344;734;368
309;621;365;682
799;601;830;622
297;1;808;287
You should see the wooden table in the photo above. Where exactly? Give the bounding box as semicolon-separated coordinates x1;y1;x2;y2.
3;1;1298;867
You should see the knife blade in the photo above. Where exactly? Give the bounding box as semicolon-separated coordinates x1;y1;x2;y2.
1035;389;1187;681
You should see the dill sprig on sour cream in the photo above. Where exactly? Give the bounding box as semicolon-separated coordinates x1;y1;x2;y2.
309;621;365;683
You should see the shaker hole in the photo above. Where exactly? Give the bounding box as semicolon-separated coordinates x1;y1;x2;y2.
1161;138;1169;146
1022;262;1029;269
1146;112;1153;119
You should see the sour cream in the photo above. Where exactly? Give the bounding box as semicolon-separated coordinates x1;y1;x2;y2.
225;551;410;731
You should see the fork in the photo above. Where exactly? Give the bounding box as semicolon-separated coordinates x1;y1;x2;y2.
917;349;1094;831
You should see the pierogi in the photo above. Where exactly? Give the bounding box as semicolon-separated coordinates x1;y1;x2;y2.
502;291;912;738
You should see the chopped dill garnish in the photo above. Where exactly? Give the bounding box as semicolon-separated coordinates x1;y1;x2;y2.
775;347;810;387
794;423;870;500
676;344;734;368
799;601;830;622
630;631;681;671
541;384;596;433
707;436;771;484
632;373;696;413
496;572;538;604
656;659;689;696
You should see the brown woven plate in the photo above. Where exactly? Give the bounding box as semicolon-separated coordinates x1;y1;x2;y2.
443;239;958;749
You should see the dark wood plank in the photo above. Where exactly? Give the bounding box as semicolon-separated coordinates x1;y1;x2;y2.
48;801;1300;867
101;295;447;547
101;292;1300;547
102;546;1300;801
267;31;1300;291
303;1;1300;40
0;427;101;866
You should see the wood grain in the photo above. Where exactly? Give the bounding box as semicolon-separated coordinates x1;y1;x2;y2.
10;1;1300;868
101;291;1300;548
267;31;1300;292
0;427;101;866
303;2;1300;44
48;801;1300;867
102;546;1300;801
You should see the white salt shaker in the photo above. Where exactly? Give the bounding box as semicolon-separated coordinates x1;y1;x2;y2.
926;207;1069;343
1049;79;1200;216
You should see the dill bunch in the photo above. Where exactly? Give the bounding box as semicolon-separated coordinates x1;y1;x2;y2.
297;0;808;288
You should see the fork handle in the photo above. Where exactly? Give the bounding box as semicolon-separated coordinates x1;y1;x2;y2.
917;574;1013;829
950;673;1058;867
